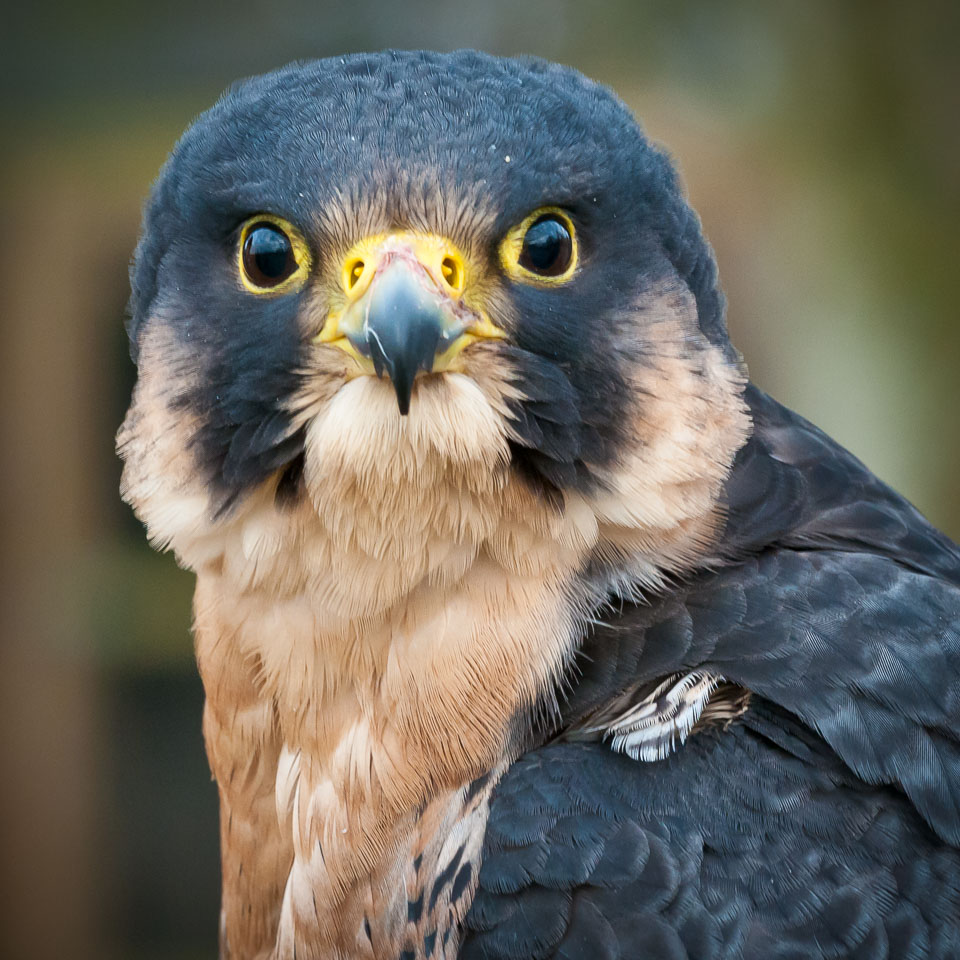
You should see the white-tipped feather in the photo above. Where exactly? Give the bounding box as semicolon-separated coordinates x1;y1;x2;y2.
606;672;722;762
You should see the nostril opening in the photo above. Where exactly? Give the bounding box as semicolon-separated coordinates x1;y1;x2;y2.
345;258;365;291
441;256;463;292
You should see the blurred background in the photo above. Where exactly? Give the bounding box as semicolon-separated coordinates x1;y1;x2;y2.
1;1;957;957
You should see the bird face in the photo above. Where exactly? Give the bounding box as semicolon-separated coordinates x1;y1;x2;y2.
119;51;748;600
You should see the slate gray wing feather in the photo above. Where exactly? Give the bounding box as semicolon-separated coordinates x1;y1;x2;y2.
462;389;960;958
464;714;960;959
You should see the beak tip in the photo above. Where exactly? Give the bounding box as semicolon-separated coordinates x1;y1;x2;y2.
393;378;413;416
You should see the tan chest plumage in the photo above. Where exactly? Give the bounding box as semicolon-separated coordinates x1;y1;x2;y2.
195;482;591;955
190;374;598;958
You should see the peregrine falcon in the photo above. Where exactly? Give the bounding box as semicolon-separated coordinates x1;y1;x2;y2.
118;51;960;959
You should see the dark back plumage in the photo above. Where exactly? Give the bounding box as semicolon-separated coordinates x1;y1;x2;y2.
466;386;960;958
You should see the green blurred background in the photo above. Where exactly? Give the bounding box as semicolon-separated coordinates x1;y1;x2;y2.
1;1;957;957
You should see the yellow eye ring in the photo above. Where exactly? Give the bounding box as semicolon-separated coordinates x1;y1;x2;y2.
237;214;311;295
498;206;578;285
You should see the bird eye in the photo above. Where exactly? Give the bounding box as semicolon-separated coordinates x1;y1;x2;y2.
243;224;294;285
519;215;573;276
238;216;311;294
499;207;578;284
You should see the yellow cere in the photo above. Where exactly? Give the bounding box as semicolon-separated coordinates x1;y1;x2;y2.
498;206;578;285
237;213;312;295
315;231;496;352
333;231;468;304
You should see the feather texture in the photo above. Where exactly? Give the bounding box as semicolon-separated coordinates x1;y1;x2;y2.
463;390;960;957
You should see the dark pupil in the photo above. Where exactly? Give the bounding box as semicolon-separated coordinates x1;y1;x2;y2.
519;216;572;276
243;224;295;286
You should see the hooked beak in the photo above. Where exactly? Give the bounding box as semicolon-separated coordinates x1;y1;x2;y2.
316;233;504;415
354;260;461;415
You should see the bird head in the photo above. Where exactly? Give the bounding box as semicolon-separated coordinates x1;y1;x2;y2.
119;51;747;597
